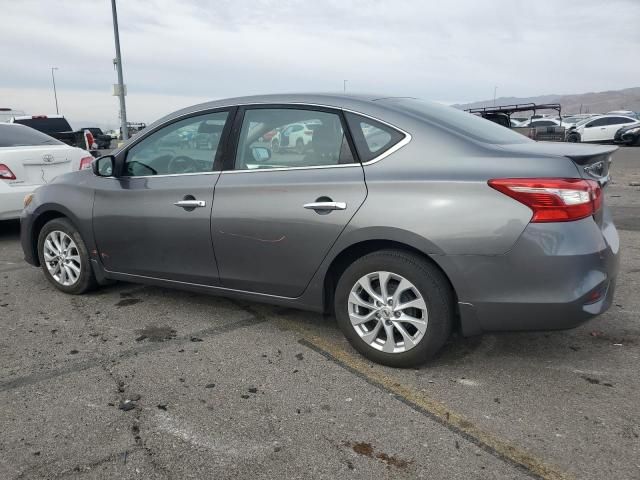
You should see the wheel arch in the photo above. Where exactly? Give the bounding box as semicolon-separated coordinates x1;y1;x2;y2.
322;237;462;332
28;205;83;267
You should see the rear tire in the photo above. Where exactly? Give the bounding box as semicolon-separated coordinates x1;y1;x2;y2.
567;133;580;143
334;250;454;367
37;218;97;295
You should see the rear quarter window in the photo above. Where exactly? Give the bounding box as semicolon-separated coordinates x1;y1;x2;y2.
345;112;406;162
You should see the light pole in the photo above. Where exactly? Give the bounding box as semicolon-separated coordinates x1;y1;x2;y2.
493;86;498;106
111;0;128;140
51;67;59;114
343;80;347;92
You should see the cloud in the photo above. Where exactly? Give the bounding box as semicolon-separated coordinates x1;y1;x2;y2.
1;0;638;125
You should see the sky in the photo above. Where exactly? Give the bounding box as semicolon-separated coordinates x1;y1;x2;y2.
1;0;639;128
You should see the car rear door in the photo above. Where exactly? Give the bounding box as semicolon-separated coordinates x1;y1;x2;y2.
92;108;234;285
211;105;366;297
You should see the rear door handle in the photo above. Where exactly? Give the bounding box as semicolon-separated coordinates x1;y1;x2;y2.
174;200;206;208
303;201;346;211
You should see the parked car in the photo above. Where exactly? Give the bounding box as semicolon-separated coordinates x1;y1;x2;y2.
80;127;112;149
514;118;566;141
520;118;556;127
614;122;640;146
271;122;315;153
20;94;619;367
0;123;93;220
566;115;638;143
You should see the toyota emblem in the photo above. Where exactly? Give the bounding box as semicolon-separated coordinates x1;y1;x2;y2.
42;154;54;163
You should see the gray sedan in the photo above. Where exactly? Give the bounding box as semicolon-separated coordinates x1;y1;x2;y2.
20;94;619;367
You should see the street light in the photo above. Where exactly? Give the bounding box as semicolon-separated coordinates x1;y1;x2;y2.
343;80;348;92
493;86;498;107
51;67;59;114
111;0;128;140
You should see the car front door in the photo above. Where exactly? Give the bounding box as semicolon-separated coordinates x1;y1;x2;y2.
581;118;608;142
92;109;234;285
211;106;367;297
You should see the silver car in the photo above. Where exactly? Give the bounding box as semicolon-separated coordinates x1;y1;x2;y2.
20;94;619;367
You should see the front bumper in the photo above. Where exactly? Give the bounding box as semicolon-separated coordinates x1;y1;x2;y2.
20;206;38;266
439;208;620;334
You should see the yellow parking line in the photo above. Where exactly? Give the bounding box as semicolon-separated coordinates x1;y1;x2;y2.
275;317;573;480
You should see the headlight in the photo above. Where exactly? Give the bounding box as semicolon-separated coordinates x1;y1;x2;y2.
23;193;34;208
625;127;640;135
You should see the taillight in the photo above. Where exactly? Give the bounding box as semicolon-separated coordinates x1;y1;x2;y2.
488;178;602;222
0;163;16;180
79;156;94;170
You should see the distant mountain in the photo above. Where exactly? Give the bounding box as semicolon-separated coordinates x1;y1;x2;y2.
454;87;640;115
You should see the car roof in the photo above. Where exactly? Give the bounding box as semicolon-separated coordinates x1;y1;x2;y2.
12;114;66;120
150;93;422;128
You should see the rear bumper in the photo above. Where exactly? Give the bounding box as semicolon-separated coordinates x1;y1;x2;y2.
0;185;35;221
439;209;620;335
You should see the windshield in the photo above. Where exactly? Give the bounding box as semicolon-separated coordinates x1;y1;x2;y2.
0;124;63;147
575;117;598;127
382;98;532;145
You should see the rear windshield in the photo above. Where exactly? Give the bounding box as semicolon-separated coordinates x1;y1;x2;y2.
381;98;533;145
13;117;72;133
0;124;63;147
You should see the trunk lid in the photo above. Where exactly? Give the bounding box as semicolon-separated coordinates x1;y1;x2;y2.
2;145;75;186
497;142;617;228
498;142;616;185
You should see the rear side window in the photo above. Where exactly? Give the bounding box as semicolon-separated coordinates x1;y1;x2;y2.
609;117;634;125
345;112;405;162
0;124;63;147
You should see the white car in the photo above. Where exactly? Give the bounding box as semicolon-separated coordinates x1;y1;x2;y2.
271;121;317;153
0;123;93;220
566;115;638;143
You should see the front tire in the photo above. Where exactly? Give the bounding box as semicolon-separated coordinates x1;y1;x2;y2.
567;133;580;143
334;250;454;368
37;218;97;295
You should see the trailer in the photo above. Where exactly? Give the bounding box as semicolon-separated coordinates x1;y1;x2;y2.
466;103;566;142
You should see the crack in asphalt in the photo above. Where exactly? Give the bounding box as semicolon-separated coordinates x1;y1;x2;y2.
0;315;265;393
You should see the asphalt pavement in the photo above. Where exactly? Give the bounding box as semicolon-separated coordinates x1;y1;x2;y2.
0;147;639;479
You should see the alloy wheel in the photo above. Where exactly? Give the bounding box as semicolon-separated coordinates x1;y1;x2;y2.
43;230;82;286
348;271;428;353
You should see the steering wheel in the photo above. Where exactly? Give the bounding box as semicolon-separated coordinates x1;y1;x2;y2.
167;155;199;174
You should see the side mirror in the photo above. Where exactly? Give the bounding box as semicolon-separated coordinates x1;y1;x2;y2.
251;146;271;163
92;155;115;177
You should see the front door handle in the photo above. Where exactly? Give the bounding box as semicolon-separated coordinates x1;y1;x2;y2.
174;200;206;208
303;201;347;211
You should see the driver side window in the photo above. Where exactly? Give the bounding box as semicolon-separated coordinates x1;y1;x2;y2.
125;111;228;176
